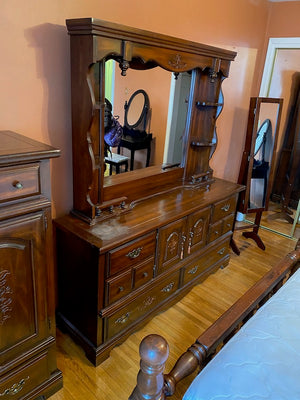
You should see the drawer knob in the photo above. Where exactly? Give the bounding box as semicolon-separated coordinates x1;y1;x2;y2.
221;204;230;212
218;247;226;255
142;272;148;278
214;231;219;235
0;376;29;396
126;247;143;259
161;282;175;293
13;181;23;190
118;286;124;292
188;266;198;275
115;312;130;325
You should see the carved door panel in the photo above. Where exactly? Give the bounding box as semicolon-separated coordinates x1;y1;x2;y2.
0;211;48;365
156;218;186;274
186;207;210;255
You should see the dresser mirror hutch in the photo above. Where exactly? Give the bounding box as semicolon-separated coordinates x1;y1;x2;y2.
232;97;283;254
55;18;244;366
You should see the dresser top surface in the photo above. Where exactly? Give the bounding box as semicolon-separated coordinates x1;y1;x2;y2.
0;130;60;165
55;178;244;252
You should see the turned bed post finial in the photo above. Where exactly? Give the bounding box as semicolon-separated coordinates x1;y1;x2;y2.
129;334;169;400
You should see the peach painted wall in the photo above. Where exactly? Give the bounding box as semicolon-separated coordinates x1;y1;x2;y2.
1;0;294;217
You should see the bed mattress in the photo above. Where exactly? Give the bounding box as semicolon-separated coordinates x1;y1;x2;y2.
183;268;300;400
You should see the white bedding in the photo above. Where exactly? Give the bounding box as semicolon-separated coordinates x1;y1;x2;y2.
183;268;300;400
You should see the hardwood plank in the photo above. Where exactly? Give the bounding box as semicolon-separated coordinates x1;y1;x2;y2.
50;229;297;400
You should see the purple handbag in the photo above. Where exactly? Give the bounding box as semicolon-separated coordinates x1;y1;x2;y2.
104;116;123;147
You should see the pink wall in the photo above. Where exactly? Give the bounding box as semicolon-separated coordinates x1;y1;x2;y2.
1;0;299;217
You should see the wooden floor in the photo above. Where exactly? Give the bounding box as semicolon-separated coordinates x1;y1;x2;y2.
50;228;297;400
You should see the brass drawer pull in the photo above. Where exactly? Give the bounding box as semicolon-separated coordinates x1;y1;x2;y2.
161;282;175;293
12;181;23;190
214;231;219;235
0;376;29;396
126;247;143;259
142;272;148;278
115;312;130;324
218;247;226;255
188;266;198;275
221;204;230;212
118;286;124;292
180;235;186;259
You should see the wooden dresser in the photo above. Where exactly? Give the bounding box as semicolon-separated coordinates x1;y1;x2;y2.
55;18;244;366
56;179;242;366
0;131;62;399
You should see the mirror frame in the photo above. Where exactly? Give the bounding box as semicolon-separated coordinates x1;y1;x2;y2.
66;18;237;222
237;97;283;214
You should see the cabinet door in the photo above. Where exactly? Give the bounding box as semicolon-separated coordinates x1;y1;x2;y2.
0;211;49;366
186;207;210;255
156;218;186;274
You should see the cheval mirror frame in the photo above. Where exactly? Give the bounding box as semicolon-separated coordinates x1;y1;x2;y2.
232;97;283;254
66;18;237;223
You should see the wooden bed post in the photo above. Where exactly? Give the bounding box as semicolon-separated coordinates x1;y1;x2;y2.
164;342;207;396
129;334;169;400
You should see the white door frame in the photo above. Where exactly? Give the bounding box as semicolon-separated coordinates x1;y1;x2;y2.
259;37;300;237
260;37;300;97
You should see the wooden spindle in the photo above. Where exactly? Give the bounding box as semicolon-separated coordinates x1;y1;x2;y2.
129;334;169;400
164;342;207;396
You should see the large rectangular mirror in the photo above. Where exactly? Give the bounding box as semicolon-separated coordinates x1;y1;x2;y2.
103;60;192;178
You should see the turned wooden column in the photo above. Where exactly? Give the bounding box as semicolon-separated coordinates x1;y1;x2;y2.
129;335;169;400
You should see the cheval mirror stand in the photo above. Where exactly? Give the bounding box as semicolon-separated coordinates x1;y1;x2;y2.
232;97;283;255
54;18;244;366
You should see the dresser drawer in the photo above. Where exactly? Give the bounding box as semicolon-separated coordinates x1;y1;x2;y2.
133;258;153;289
222;214;235;235
0;163;40;203
211;195;237;223
207;219;223;242
0;351;49;399
105;270;180;340
182;257;209;286
209;238;230;264
108;231;156;276
208;214;235;243
182;239;229;286
106;269;132;305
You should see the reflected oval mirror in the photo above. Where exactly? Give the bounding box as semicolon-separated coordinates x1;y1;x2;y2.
125;89;150;130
